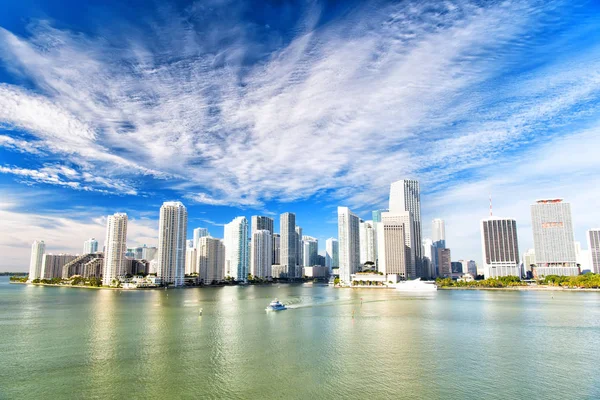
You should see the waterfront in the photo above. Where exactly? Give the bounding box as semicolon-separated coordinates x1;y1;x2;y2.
1;276;600;399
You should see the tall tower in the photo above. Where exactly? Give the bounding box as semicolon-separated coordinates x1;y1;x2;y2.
251;230;273;279
157;202;188;286
272;233;281;265
295;226;303;269
83;238;98;254
302;236;318;267
377;221;407;277
250;216;274;276
389;180;423;277
480;217;520;278
224;216;249;281
280;213;296;277
102;213;128;286
530;199;578;277
587;229;600;274
197;236;225;284
192;228;209;248
338;207;360;284
28;240;46;281
432;219;445;247
359;220;377;265
379;211;416;279
325;238;339;272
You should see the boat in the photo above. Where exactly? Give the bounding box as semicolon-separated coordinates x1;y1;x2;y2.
395;278;437;292
265;299;287;311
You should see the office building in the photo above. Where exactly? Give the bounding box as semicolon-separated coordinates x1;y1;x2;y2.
28;240;46;281
377;219;407;278
251;216;274;235
302;236;318;267
460;260;478;277
83;238;98;254
338;207;360;284
422;238;435;278
157;202;188;286
142;246;158;261
41;254;77;279
224;216;249;281
296;226;303;269
193;227;209;248
251;230;273;279
380;211;416;278
531;199;579;277
325;238;339;272
185;247;198;275
197;236;225;284
102;213;128;286
480;217;521;278
359;220;377;265
587;229;600;274
272;233;281;265
389;180;423;277
280;213;297;278
372;209;388;223
432;219;446;248
437;248;452;277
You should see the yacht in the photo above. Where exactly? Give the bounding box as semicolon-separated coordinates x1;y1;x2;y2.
395;278;437;292
266;299;287;311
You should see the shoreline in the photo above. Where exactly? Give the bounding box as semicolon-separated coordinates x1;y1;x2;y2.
439;286;600;292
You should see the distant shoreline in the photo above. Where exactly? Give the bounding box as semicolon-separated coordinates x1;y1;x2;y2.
439;286;600;292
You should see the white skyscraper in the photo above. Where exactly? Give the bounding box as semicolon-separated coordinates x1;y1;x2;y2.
102;213;128;286
193;227;209;248
157;202;188;286
480;217;520;278
280;213;297;277
422;238;434;278
185;247;198;275
224;216;249;281
531;199;578;277
338;207;360;284
251;230;273;279
83;238;99;254
432;219;446;246
587;229;600;274
250;216;274;276
378;211;416;279
296;226;303;269
389;180;423;277
197;236;225;284
28;240;46;281
302;236;318;267
359;220;377;265
142;246;158;261
325;238;339;272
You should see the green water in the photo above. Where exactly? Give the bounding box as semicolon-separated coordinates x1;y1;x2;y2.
1;277;599;399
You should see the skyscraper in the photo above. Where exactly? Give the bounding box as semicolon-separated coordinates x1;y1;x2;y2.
295;226;303;269
480;217;520;278
522;249;536;277
272;233;281;265
142;246;158;261
531;199;578;277
587;229;600;274
338;207;360;284
379;211;416;278
389;180;423;277
422;238;434;278
185;247;198;275
251;230;273;279
359;220;377;265
251;216;274;235
302;236;318;267
193;227;209;248
197;236;225;284
28;240;46;281
437;248;452;277
157;202;188;286
280;213;296;278
432;219;446;247
83;238;98;254
41;254;77;279
325;238;339;272
102;213;128;286
224;216;249;281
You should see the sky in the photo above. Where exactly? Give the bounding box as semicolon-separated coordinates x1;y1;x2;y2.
1;0;600;271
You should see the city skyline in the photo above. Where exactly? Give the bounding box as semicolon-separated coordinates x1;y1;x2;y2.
2;0;600;270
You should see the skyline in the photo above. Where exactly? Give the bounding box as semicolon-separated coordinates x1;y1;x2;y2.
2;0;600;270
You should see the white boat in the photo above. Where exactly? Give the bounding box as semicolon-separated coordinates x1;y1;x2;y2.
395;278;437;292
265;299;287;311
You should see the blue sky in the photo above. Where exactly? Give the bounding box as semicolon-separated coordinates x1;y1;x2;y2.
1;0;600;271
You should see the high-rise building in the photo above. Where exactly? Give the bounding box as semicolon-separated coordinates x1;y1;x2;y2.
197;236;225;284
186;239;194;249
432;219;446;247
295;226;303;269
372;209;388;223
102;213;128;286
377;219;407;277
587;229;600;274
422;238;434;278
251;216;274;235
480;217;520;278
522;248;536;277
224;216;249;281
83;238;98;254
185;247;198;275
437;248;452;277
157;202;188;286
142;246;158;261
302;236;318;267
389;180;423;277
380;211;416;278
272;233;281;265
531;199;578;277
460;260;478;276
193;228;209;248
133;247;144;260
359;220;377;266
338;207;360;284
41;254;77;279
325;238;339;272
28;240;46;281
251;230;273;278
280;213;297;277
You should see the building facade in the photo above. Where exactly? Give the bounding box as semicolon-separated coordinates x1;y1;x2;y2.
437;248;452;277
587;229;600;274
197;236;225;284
359;220;377;265
380;211;416;278
102;213;128;286
83;238;98;254
377;220;407;278
28;240;46;281
338;207;360;284
272;233;281;265
40;254;77;279
280;213;297;278
325;238;339;272
480;217;521;278
251;230;273;279
224;216;249;281
389;180;423;277
251;216;274;235
193;227;209;248
302;236;319;267
157;202;188;286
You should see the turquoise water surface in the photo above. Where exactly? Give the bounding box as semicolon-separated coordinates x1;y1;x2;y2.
1;277;599;399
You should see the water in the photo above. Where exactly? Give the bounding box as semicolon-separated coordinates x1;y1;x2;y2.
1;276;599;399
